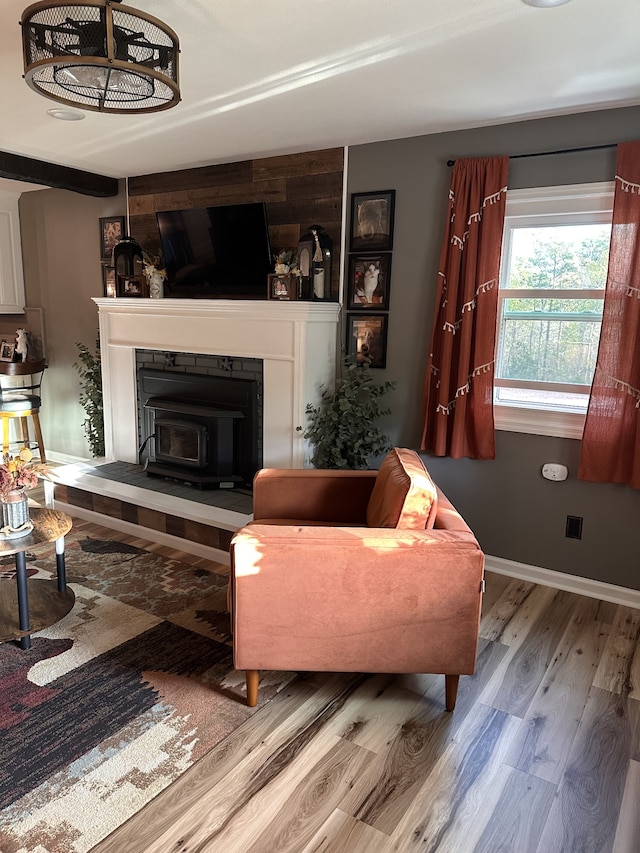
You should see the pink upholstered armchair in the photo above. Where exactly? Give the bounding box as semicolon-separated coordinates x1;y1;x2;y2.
229;448;485;711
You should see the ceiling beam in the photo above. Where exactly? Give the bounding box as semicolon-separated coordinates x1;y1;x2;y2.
0;150;119;197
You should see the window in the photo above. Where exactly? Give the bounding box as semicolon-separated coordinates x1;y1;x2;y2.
494;182;614;439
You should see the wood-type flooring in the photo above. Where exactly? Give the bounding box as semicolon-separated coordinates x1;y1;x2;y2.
51;520;640;852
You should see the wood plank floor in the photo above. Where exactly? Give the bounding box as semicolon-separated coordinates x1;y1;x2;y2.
62;519;639;853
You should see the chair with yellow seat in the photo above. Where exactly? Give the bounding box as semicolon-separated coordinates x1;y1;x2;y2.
0;358;47;462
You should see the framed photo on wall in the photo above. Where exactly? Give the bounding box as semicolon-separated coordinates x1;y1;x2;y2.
346;313;388;369
349;189;395;252
99;216;125;262
347;253;392;309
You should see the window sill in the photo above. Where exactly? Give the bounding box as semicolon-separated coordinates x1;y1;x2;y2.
494;404;585;440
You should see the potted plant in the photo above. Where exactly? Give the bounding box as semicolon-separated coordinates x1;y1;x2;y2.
273;249;297;275
74;337;105;457
304;355;396;469
0;448;50;534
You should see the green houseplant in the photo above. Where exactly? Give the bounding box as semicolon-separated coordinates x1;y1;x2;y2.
304;356;396;469
74;337;105;457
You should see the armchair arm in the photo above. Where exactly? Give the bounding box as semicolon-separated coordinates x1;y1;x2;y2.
230;524;484;677
252;468;377;524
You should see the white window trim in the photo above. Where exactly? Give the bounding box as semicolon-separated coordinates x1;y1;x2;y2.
494;181;614;441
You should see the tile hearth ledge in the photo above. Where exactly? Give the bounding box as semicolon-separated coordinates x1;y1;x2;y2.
52;457;252;563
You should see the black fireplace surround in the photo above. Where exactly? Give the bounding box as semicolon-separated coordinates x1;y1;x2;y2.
138;367;260;488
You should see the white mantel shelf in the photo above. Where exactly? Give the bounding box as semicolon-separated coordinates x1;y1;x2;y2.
94;296;340;325
93;297;341;470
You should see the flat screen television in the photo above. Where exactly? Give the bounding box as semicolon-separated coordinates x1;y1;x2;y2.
156;202;272;298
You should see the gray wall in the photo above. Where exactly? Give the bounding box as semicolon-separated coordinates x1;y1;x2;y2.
19;185;125;460
347;105;640;590
15;105;639;590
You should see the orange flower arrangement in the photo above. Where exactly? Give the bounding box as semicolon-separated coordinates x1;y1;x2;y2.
0;448;50;500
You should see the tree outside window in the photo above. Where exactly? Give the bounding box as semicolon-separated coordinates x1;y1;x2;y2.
494;183;614;438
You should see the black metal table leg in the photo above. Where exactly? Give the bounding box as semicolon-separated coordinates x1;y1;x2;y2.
55;536;66;592
15;550;31;650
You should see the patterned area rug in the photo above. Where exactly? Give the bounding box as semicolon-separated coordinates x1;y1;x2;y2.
0;533;292;853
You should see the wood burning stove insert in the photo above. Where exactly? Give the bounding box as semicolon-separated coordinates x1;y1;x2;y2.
138;368;260;488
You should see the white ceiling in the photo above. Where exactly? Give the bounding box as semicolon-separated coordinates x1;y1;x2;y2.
1;0;639;183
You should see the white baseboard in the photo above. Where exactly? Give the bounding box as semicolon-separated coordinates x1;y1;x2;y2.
54;500;231;566
485;554;640;610
47;451;97;465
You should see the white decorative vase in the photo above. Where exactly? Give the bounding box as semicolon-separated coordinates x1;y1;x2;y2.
148;271;164;299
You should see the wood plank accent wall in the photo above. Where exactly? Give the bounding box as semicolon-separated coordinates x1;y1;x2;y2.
127;148;344;301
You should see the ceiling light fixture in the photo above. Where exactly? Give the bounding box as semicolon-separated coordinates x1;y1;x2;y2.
522;0;572;7
20;1;180;114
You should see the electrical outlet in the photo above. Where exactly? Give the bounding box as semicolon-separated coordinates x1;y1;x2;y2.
566;515;583;540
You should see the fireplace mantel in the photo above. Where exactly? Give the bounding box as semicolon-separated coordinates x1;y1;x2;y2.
94;298;340;469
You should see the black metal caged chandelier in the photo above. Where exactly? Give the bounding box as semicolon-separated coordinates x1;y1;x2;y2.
20;0;180;114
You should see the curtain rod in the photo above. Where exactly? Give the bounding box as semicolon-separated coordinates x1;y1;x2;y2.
446;142;616;167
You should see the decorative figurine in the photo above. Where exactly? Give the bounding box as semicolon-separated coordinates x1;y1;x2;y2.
15;328;28;362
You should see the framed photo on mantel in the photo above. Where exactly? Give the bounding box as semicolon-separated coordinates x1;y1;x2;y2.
116;274;148;298
267;273;297;300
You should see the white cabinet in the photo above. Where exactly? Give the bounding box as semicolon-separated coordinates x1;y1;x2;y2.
0;192;26;313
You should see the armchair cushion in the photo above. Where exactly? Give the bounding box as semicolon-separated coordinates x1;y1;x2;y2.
366;447;438;529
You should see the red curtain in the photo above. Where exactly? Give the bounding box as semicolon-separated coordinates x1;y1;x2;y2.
578;141;640;488
421;156;509;459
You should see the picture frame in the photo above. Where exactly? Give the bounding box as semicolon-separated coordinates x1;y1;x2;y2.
267;273;297;300
116;274;148;298
349;189;396;252
347;253;392;309
0;340;15;362
346;313;388;369
102;264;116;298
99;216;125;262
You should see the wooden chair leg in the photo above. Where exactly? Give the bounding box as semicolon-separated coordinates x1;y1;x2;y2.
2;417;10;456
246;670;260;707
32;414;46;462
445;674;460;712
20;417;30;448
